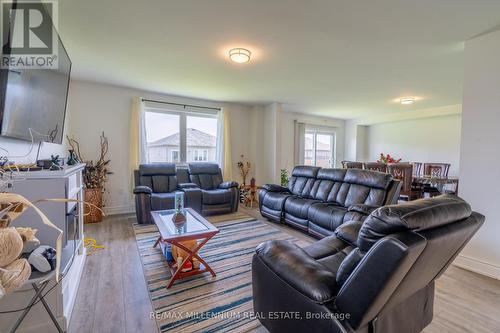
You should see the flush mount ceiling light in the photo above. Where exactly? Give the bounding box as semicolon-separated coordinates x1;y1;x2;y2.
400;97;415;105
229;48;251;63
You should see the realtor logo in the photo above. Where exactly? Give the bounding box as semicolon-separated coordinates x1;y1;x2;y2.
1;0;58;69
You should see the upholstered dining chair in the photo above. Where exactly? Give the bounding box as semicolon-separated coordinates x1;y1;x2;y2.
363;162;387;173
341;161;363;169
387;163;422;201
411;162;423;176
423;163;450;178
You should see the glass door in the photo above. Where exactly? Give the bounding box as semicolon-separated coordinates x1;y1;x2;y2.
304;131;335;167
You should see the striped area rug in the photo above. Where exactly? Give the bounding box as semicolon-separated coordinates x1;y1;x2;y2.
133;211;311;332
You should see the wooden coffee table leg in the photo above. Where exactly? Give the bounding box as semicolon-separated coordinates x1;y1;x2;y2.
167;235;216;288
153;237;161;248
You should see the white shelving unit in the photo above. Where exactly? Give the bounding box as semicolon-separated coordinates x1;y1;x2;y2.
0;163;87;332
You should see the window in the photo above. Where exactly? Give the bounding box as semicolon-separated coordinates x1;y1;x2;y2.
304;131;335;167
145;107;219;164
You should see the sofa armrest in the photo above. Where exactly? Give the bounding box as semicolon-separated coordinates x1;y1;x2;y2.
178;182;199;189
133;185;152;195
261;184;290;192
255;240;338;303
219;181;239;189
348;204;378;216
334;221;363;247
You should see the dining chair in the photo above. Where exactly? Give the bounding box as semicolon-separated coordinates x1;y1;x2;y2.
387;163;422;201
411;162;423;176
341;161;363;169
423;163;450;178
363;162;387;173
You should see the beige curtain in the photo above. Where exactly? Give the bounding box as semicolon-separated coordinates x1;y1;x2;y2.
130;97;146;192
217;108;232;181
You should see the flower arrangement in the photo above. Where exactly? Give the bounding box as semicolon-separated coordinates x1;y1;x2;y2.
378;153;402;164
67;132;113;190
236;155;251;186
280;169;289;187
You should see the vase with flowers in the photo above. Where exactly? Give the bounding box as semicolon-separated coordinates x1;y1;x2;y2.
67;132;113;223
378;153;402;165
236;155;251;186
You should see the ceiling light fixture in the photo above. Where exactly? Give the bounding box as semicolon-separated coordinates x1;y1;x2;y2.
229;48;251;63
400;97;415;105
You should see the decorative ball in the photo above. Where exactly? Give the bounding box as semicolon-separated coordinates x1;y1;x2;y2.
0;258;31;294
0;228;24;267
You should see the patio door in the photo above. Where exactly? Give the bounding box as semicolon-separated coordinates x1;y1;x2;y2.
304;131;335;168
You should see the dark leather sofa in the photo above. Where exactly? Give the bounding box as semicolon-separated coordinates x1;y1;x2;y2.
133;163;238;223
259;166;401;238
252;194;484;333
181;163;239;216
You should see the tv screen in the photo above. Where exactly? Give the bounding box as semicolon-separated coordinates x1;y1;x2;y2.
0;3;71;144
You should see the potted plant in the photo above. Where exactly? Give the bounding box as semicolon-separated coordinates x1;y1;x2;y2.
280;169;289;187
236;155;251;186
67;132;112;223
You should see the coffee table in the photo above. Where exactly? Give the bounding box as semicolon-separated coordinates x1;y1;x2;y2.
151;208;219;288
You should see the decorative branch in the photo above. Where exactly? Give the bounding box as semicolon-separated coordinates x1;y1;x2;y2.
66;135;84;162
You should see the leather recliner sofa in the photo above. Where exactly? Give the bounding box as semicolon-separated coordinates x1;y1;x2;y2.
133;163;238;223
180;163;239;216
259;166;401;238
252;194;484;333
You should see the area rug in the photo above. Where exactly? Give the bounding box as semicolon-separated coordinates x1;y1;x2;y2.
133;211;311;332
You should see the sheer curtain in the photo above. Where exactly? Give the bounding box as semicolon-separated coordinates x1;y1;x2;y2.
217;107;232;180
130;97;147;192
294;121;306;165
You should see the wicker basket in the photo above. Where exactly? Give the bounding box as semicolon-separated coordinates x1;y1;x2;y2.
84;188;103;223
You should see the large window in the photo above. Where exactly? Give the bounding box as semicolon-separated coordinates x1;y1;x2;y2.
304;131;335;167
145;108;219;164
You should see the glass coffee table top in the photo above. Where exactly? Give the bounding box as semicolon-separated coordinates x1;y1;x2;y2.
158;209;208;235
151;208;218;241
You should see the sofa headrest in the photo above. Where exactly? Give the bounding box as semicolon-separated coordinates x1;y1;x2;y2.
139;163;176;176
357;194;472;252
317;168;346;182
344;169;393;189
188;163;220;175
291;166;320;178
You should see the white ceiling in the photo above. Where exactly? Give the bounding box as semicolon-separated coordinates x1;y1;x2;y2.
59;0;500;119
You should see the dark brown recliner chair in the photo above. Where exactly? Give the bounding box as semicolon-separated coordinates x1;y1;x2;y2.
133;163;181;224
181;163;239;215
252;194;484;333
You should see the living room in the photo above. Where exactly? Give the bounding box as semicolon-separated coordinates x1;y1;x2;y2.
0;1;499;332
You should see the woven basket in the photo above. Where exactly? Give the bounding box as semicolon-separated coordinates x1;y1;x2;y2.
84;188;103;223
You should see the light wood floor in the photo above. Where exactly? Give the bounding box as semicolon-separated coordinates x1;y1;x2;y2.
69;208;500;333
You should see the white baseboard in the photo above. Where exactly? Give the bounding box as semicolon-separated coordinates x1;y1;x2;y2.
453;254;500;280
103;204;135;215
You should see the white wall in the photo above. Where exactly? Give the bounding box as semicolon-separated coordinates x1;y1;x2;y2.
66;80;256;213
366;114;462;176
456;28;500;279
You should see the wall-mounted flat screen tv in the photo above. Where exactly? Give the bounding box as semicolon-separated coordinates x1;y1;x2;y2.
0;1;71;144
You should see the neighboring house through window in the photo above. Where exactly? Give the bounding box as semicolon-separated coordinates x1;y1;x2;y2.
144;106;219;164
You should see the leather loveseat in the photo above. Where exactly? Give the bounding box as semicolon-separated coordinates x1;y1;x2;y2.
181;163;239;216
259;166;401;238
252;194;484;333
133;163;238;223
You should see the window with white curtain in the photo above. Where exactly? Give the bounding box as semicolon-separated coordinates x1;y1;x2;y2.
144;104;219;164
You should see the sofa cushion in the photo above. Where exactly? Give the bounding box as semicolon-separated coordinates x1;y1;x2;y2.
344;169;393;190
284;197;321;220
138;163;178;193
288;166;320;197
308;203;348;232
188;163;223;190
150;192;176;210
202;189;232;205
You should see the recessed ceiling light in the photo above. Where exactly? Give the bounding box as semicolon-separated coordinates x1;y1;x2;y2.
400;97;415;105
229;48;251;63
